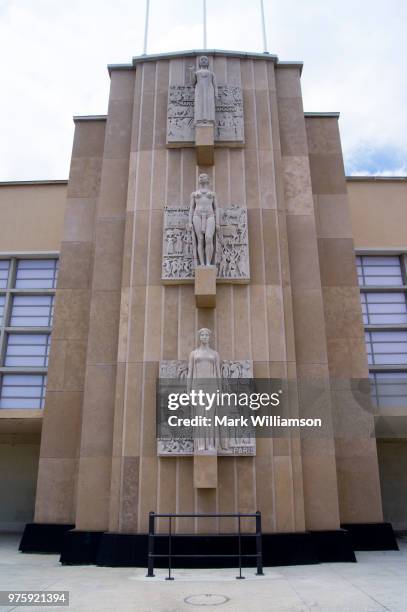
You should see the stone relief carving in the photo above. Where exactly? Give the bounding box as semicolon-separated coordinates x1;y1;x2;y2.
167;56;244;145
162;179;250;282
188;173;219;267
158;329;255;457
190;55;217;126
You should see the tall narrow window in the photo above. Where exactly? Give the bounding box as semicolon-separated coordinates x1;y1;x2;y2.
0;256;58;410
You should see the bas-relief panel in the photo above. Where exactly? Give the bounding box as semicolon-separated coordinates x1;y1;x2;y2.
158;359;255;456
162;205;249;282
167;85;244;145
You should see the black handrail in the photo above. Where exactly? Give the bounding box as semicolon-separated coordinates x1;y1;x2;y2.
146;511;264;580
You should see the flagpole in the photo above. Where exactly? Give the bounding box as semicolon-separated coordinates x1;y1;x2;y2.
203;0;207;49
143;0;150;55
260;0;268;53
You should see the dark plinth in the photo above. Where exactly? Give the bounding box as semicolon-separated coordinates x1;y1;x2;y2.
341;523;399;551
19;523;75;554
310;530;356;563
60;530;104;565
96;532;319;568
262;533;319;566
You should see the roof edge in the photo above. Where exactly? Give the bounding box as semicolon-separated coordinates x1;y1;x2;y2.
0;180;68;186
73;115;107;123
346;176;407;182
304;112;340;118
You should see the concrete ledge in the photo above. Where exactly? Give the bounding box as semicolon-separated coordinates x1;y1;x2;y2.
194;266;216;308
195;124;215;166
131;49;279;66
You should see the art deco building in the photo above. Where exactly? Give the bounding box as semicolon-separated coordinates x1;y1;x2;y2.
0;48;405;566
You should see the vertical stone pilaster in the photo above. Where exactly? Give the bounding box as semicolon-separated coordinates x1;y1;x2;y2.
34;118;106;524
74;70;135;531
277;67;341;530
306;115;383;523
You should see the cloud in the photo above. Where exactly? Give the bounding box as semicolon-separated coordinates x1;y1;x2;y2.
0;0;406;179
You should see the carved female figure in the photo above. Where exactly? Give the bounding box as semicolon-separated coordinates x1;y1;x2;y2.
190;56;218;125
187;173;220;266
187;328;221;452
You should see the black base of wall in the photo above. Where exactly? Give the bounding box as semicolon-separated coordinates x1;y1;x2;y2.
310;530;356;562
96;532;319;568
341;522;399;551
19;522;398;567
60;530;104;565
19;523;75;554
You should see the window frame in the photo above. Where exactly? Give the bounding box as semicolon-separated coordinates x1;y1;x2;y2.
357;250;407;408
0;253;58;410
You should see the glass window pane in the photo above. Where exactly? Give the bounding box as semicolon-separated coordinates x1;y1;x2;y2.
369;314;407;324
371;373;407;408
365;331;407;365
0;260;10;289
363;276;403;287
366;293;405;303
0;295;5;325
5;334;50;367
10;295;54;327
15;259;58;289
0;374;47;409
357;256;403;287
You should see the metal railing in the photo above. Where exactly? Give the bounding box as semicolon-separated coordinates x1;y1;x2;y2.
146;511;264;580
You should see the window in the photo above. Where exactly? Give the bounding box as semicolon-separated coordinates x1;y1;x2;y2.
358;253;407;408
0;295;5;326
357;255;403;287
361;292;407;325
365;331;407;365
0;374;47;409
0;260;9;289
370;372;407;408
5;334;50;368
10;295;54;327
15;259;58;289
0;256;58;410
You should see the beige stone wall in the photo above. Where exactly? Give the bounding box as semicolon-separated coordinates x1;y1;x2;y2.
307;116;383;524
108;56;343;535
33;52;387;535
34;119;106;525
347;179;407;249
377;440;407;530
0;182;66;252
0;434;40;531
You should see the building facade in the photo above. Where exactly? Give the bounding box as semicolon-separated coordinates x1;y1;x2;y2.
1;49;406;564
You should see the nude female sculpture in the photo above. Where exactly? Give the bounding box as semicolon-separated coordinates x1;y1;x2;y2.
187;173;220;267
190;55;218;125
187;328;221;452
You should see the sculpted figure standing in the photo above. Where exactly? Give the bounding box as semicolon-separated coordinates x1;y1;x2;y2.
190;56;218;125
187;173;220;266
187;328;221;452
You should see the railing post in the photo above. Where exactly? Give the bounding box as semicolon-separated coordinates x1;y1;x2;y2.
255;510;264;575
236;513;245;579
166;516;174;580
146;511;155;577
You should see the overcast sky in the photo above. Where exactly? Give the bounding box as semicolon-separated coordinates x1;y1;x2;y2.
1;0;406;180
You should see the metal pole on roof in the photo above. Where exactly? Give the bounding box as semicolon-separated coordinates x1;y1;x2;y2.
260;0;269;53
203;0;207;49
143;0;150;55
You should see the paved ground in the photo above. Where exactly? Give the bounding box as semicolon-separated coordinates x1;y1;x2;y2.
1;533;407;611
